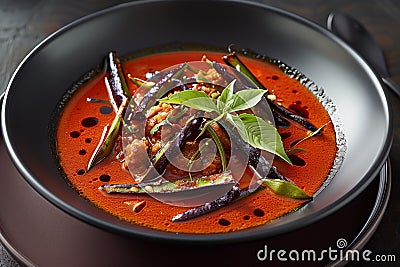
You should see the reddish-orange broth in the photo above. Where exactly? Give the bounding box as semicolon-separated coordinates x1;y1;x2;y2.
56;50;337;233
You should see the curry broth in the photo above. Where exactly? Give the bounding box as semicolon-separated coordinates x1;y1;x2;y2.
56;51;337;234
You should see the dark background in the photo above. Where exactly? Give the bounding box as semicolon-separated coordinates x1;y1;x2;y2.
1;0;399;265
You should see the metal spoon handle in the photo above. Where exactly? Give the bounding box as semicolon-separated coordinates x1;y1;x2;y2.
382;77;400;98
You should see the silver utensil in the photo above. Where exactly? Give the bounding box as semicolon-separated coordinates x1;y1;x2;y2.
327;12;400;97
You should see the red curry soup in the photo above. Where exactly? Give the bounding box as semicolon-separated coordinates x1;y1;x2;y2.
55;47;338;234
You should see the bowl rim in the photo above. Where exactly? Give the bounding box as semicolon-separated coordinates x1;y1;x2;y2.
1;0;393;243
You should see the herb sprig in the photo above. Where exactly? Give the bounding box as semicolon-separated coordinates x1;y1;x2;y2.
159;80;291;164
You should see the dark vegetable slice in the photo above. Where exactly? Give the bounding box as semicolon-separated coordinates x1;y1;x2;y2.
99;171;234;194
269;101;318;132
87;98;128;171
107;51;131;105
171;177;311;222
131;62;187;121
171;184;241;222
87;52;132;171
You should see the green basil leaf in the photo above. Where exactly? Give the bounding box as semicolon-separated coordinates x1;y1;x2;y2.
231;113;291;164
227;89;267;112
158;90;218;112
228;114;248;140
217;79;235;113
262;179;311;200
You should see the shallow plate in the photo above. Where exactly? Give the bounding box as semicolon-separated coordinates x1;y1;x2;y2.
1;0;392;242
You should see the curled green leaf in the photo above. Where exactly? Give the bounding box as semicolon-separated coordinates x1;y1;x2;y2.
217;79;235;112
261;178;311;200
227;88;267;112
231;113;291;164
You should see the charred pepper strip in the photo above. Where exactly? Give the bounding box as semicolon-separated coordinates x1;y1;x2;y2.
269;101;318;132
107;52;131;104
171;184;241;222
87;98;128;170
87;52;132;170
222;52;318;132
131;63;187;120
272;109;290;128
99;171;234;194
171;177;311;222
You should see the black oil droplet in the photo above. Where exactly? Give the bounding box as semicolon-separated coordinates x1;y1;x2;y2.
85;138;92;143
272;75;279;80
77;169;86;175
81;117;99;128
78;149;86;155
99;174;111;182
253;209;265;217
100;106;113;115
243;215;250;221
218;218;231;226
70;131;80;138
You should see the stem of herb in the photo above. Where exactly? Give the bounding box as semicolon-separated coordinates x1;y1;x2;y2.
205;125;227;172
187;124;227;174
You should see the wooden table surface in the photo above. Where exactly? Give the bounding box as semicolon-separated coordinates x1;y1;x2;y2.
1;0;399;266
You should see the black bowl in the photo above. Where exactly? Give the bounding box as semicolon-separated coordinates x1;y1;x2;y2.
1;0;392;245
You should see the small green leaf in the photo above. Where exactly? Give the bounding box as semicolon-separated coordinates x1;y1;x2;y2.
231;113;291;164
262;179;311;200
158;90;218;113
217;80;235;112
227;89;267;112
